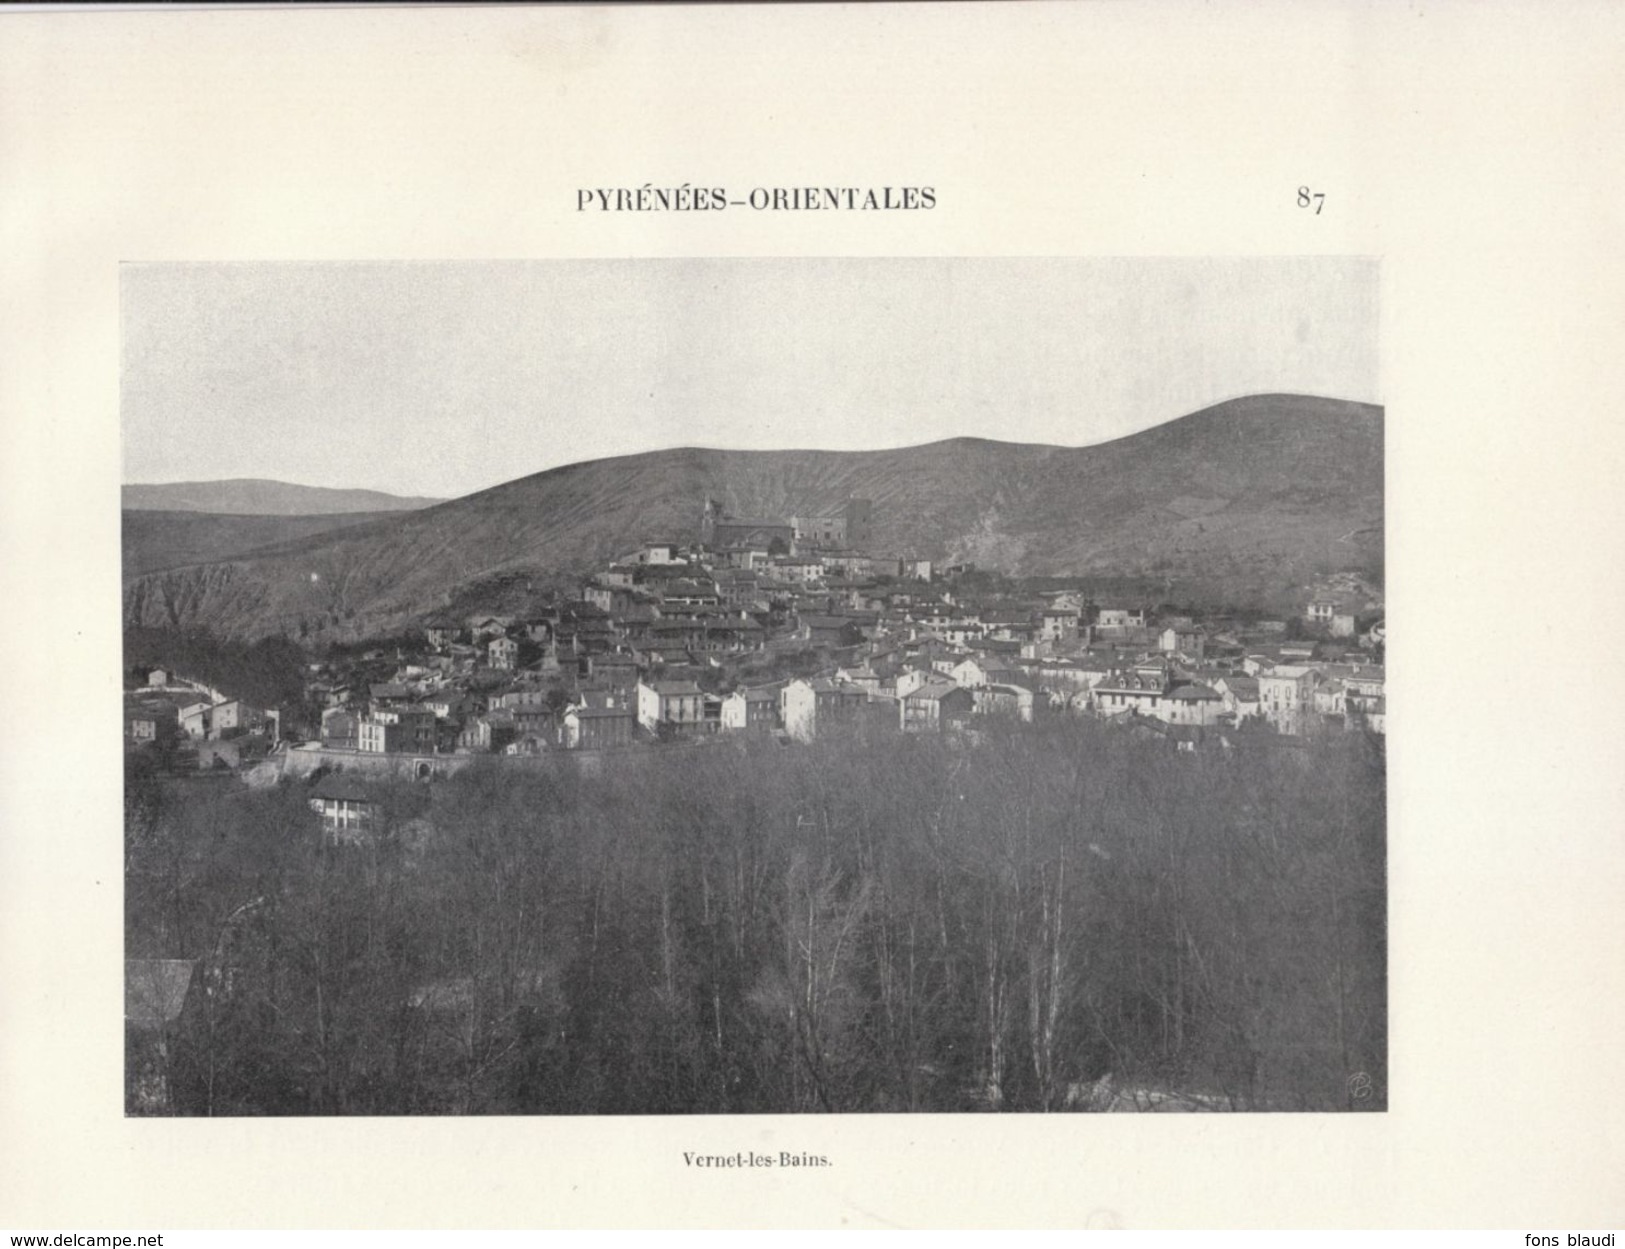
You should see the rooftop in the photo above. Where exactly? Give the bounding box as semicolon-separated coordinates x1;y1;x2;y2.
647;680;703;696
906;678;964;700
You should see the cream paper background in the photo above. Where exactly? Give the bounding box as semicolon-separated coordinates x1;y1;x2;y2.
2;2;1621;1231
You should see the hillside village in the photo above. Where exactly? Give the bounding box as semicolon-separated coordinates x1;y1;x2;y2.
126;495;1384;825
119;389;1389;1116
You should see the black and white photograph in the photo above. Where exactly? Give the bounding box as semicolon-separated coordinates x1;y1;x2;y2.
12;0;1625;1231
121;257;1385;1117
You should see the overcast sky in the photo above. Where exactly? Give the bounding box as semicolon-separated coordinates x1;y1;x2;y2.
122;257;1379;500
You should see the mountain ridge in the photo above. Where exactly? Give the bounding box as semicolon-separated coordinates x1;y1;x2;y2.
122;479;445;516
122;509;408;579
123;394;1383;640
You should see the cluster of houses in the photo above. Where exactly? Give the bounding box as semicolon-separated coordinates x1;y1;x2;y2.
126;498;1384;781
267;501;1386;766
125;502;1388;1102
123;667;282;770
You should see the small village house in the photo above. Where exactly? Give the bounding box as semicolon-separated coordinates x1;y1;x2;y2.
360;707;437;754
488;635;519;670
562;705;637;749
1162;682;1225;727
457;716;493;753
974;683;1035;722
636;678;706;732
1039;608;1081;643
1158;626;1206;659
1090;660;1177;718
1314;679;1348;718
179;698;276;742
513;704;553;740
423;621;459;649
126;701;179;745
720;687;779;732
639;540;681;565
1095;606;1146;634
899;678;974;733
779;677;867;742
1213;674;1262;722
950;655;1023;689
1259;665;1318;735
308;773;385;844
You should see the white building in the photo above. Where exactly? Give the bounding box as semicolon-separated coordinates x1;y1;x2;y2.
1259;666;1317;735
488;636;519;670
720;688;778;732
636;679;705;732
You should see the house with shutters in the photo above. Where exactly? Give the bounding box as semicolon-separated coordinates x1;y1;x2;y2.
423;620;459;650
512;704;554;740
1213;674;1262;722
308;773;385;844
1162;682;1225;727
1089;660;1177;717
636;679;706;733
1158;627;1206;659
779;677;867;742
974;683;1035;722
1341;666;1386;714
1259;665;1318;735
899;678;974;733
457;715;494;753
1028;655;1112;699
359;707;437;754
488;635;520;670
1039;607;1082;643
721;687;780;732
126;699;179;746
562;704;637;749
180;698;275;742
1095;606;1147;635
950;655;1023;689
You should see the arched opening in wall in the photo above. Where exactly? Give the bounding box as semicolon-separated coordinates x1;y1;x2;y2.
416;761;432;782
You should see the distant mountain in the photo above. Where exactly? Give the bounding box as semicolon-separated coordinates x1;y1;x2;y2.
122;479;443;515
123;510;405;579
122;394;1382;640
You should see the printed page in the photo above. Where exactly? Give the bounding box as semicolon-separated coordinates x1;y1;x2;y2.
1;2;1621;1231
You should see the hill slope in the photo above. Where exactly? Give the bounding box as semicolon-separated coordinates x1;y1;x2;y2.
123;394;1382;640
123;510;403;579
123;479;443;515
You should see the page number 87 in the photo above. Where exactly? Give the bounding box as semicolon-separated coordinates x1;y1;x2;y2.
1297;186;1326;215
